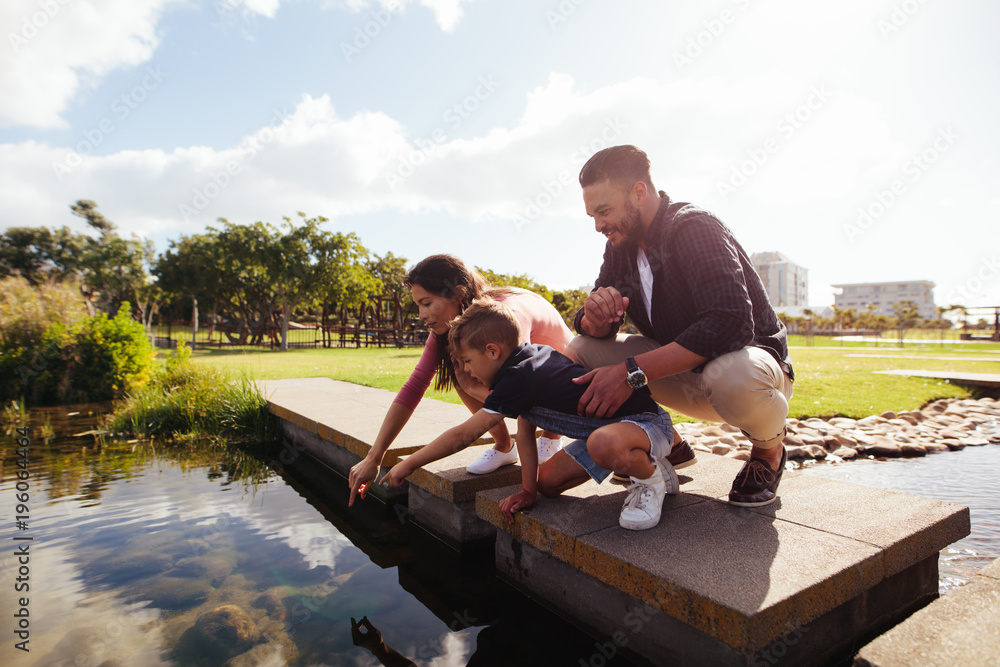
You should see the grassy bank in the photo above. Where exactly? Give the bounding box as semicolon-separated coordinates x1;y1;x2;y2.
179;340;1000;420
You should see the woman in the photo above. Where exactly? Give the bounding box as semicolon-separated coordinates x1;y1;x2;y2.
347;254;573;505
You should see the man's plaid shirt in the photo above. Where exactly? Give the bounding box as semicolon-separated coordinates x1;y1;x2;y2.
575;192;793;378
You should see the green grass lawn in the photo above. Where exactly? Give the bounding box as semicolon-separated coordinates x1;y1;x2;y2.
178;338;1000;420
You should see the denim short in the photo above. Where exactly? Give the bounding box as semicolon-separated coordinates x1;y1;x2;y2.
522;406;674;484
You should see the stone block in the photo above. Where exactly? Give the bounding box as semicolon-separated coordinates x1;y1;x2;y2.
854;557;1000;667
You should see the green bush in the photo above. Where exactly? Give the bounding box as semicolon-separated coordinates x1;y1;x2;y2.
108;345;277;444
0;288;153;404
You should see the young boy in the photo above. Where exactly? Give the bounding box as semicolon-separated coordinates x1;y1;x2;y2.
380;299;678;531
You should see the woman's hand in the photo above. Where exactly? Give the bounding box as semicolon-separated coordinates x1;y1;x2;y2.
348;456;380;506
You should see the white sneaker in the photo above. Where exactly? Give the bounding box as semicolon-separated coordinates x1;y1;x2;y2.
466;447;518;474
536;436;564;464
619;462;670;531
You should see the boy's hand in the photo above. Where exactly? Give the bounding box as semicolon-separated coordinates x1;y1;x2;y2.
499;488;537;524
379;461;411;488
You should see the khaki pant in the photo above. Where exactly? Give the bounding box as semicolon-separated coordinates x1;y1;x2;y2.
565;334;794;449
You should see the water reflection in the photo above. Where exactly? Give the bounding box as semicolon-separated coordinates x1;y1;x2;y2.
1;407;636;667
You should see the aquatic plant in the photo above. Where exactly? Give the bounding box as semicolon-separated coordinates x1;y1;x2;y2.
108;345;278;445
2;397;27;431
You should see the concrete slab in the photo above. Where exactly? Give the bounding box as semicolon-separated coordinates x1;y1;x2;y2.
744;475;971;578
980;557;1000;580
408;443;523;503
258;377;493;465
477;453;971;663
874;369;1000;388
853;557;1000;667
573;500;885;653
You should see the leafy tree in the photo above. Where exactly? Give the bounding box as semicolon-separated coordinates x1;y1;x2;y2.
476;267;554;302
209;219;281;346
892;300;921;346
367;251;410;329
0;226;89;285
551;288;588;327
316;232;381;338
154;232;223;345
69;200;157;322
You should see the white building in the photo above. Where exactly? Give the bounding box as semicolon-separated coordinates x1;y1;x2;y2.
832;280;937;318
751;252;808;308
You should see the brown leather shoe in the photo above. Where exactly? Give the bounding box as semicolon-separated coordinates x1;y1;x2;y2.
666;439;697;470
611;439;697;486
728;447;787;507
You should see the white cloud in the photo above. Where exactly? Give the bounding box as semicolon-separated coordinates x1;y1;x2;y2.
0;74;923;234
0;0;181;129
3;72;997;304
332;0;475;31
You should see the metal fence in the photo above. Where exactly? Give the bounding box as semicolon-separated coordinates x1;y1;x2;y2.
150;323;429;350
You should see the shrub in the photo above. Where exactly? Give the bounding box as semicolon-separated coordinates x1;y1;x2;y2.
0;282;153;404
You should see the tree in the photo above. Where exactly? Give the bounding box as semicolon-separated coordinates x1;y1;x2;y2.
942;304;968;331
70;200;157;322
316;232;381;343
154;233;223;346
551;289;588;327
892;300;921;347
367;251;410;329
476;267;554;302
0;225;89;285
209;219;282;346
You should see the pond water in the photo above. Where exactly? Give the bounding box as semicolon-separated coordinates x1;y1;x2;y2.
1;406;638;667
4;407;999;667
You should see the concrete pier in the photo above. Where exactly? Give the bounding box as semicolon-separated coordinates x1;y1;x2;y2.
259;377;974;666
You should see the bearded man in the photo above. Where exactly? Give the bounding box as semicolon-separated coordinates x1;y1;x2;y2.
567;144;795;506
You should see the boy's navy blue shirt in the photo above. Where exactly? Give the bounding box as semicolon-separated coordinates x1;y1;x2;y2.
482;343;659;419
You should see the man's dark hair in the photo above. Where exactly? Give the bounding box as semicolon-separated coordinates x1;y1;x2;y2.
579;145;654;191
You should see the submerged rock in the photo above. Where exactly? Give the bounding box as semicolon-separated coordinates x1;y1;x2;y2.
175;605;262;664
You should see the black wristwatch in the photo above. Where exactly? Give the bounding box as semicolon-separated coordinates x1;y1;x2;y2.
625;357;647;389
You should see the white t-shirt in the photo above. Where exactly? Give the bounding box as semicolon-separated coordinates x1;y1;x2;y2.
637;248;653;321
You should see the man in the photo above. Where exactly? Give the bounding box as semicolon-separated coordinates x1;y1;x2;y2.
566;145;794;506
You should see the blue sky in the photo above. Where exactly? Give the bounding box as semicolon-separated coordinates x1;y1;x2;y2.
2;0;999;312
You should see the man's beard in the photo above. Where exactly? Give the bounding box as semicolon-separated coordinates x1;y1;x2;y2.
620;199;645;247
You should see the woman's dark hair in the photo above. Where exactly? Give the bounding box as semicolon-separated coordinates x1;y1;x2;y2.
404;254;511;391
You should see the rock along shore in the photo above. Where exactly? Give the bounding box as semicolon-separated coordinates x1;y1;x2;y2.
673;397;1000;463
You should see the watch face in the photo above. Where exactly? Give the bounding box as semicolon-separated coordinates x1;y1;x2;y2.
627;370;647;389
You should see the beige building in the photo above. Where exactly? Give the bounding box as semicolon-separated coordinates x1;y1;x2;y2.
832;280;936;318
751;252;808;308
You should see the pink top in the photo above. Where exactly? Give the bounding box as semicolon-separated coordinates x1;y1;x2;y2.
393;288;574;410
